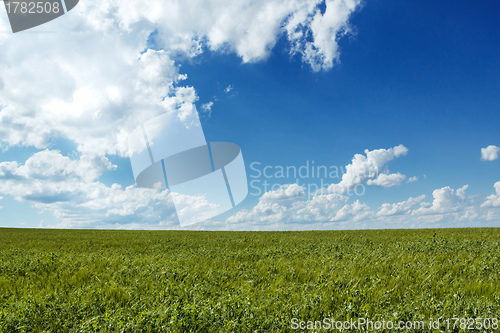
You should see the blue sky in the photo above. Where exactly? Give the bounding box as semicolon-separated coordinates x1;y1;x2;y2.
0;0;499;229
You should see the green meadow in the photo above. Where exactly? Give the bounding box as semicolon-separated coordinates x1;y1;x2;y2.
0;228;499;332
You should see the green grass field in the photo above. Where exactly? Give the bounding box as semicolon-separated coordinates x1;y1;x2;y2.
0;228;499;332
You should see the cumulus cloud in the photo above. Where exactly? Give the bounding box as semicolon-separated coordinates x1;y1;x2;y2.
0;0;361;153
225;187;385;227
201;101;214;117
223;145;500;228
286;0;362;71
481;181;500;208
292;193;352;222
377;195;426;216
0;150;178;227
227;184;307;225
228;145;410;226
481;145;500;161
366;172;406;188
0;44;187;156
325;144;408;193
227;181;498;229
224;85;233;93
226;145;418;227
407;176;418;183
414;185;470;216
227;191;351;225
480;185;500;221
201;101;214;111
0;0;363;227
227;182;374;226
260;183;306;202
330;200;372;222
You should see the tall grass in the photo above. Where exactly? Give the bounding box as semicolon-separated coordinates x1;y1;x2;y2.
0;228;499;332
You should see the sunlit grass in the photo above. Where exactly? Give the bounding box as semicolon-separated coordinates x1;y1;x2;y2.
0;228;499;332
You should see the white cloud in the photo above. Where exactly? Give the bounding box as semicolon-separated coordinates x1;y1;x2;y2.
169;192;223;226
0;43;185;156
407;176;418;183
225;181;500;229
367;172;406;188
374;184;498;226
227;183;372;226
81;0;360;67
481;181;500;208
224;85;233;93
292;193;352;222
286;0;362;71
0;150;178;227
330;200;372;222
226;188;377;227
226;188;348;225
228;145;411;226
0;0;361;155
481;145;500;161
0;149;231;228
227;184;306;225
414;185;469;216
261;183;305;202
377;195;426;216
201;101;214;116
325;144;408;194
